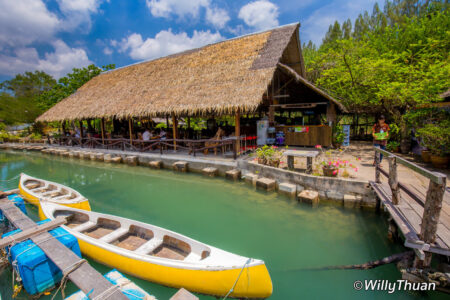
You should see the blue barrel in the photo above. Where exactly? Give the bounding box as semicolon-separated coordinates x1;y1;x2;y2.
3;219;81;295
0;194;27;223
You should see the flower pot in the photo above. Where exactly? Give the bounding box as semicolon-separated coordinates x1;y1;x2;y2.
333;143;341;149
421;150;431;163
322;166;338;177
257;157;266;165
430;155;449;169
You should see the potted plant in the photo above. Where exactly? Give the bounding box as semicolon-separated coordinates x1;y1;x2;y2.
421;148;431;163
416;122;450;168
386;141;400;153
332;125;345;149
254;145;283;167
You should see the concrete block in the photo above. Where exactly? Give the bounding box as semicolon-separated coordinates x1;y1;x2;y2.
244;173;258;186
202;167;218;177
298;190;319;206
89;152;97;160
173;161;188;172
343;194;361;208
278;182;297;198
110;156;122;163
104;154;112;162
95;153;104;161
149;160;162;169
61;151;70;157
125;156;138;165
170;288;199;300
296;185;305;193
256;177;276;192
225;169;241;181
326;191;344;201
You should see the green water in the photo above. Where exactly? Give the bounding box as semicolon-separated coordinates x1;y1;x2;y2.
0;150;444;299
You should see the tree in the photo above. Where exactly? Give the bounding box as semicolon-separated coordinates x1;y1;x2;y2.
37;64;115;111
303;0;449;148
0;71;56;98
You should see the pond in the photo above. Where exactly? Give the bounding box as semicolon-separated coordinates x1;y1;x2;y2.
0;150;444;299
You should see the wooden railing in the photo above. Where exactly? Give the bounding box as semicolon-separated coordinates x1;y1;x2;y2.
56;136;239;159
374;147;447;266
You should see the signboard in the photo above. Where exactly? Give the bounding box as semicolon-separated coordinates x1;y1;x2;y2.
343;125;350;146
294;126;309;133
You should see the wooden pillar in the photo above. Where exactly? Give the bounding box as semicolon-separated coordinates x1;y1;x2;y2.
268;106;275;125
79;120;84;138
326;103;337;126
187;117;191;129
101;118;105;144
235;109;240;154
166;115;169;129
415;176;447;267
375;150;381;183
387;156;400;205
128;118;133;145
172;113;178;151
61;121;67;135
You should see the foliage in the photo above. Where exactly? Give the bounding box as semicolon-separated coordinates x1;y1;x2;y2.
332;125;345;144
254;145;284;167
37;64;115;111
386;140;401;151
0;71;56;99
303;0;450;144
155;122;167;129
416;120;450;156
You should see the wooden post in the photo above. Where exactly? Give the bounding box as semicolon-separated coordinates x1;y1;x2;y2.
415;176;447;267
172;113;178;151
375;150;381;183
100;118;105;145
187;117;191;129
387;156;400;205
128;118;133;145
166;115;169;128
79;120;84;138
235;109;240;154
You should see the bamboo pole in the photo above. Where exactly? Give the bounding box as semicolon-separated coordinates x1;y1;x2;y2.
235;109;240;154
172;113;178;151
101;118;105;145
128;118;133;145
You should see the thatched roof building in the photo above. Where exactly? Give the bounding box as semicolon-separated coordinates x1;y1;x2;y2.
37;23;345;122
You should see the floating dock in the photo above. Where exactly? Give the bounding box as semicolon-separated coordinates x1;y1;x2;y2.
0;195;128;299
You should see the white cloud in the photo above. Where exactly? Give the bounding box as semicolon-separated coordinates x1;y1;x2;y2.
0;40;92;78
118;29;223;61
206;6;230;28
57;0;104;32
0;0;60;48
146;0;209;18
238;0;279;31
103;47;113;55
146;0;230;27
301;0;378;45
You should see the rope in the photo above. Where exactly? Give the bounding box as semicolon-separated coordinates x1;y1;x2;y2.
222;258;252;300
0;174;21;182
51;259;87;300
91;280;125;300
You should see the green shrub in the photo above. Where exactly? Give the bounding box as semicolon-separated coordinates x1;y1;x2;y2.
416;121;450;157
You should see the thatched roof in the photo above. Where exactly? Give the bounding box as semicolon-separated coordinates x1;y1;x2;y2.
37;23;344;122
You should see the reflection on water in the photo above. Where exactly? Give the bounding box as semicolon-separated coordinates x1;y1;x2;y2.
0;150;445;299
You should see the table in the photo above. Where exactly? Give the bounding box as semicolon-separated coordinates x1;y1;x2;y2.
283;150;319;174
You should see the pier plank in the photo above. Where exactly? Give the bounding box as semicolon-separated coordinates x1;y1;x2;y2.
0;198;127;300
370;182;450;256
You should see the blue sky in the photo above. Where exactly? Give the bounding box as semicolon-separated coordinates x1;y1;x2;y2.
0;0;380;82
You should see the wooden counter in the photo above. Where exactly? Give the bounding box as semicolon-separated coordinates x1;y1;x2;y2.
276;125;332;147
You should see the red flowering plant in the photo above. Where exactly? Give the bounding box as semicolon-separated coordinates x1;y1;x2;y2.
313;145;359;178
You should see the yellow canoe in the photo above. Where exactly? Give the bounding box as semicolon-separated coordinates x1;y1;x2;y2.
41;202;273;298
19;173;91;219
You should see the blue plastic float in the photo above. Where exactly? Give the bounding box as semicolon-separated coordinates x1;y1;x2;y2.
3;219;81;295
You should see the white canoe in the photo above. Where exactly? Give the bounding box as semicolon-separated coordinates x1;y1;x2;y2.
19;173;91;219
41;202;272;298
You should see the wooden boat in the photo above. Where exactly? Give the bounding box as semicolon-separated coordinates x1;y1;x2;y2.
41;202;273;299
19;173;91;219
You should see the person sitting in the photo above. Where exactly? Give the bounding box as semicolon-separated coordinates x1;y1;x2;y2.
142;129;151;141
159;129;167;139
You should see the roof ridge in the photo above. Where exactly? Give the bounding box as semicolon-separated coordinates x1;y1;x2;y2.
102;23;300;75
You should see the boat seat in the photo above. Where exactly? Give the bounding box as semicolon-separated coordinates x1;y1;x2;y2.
72;221;96;232
100;228;129;243
183;252;201;263
135;238;163;255
51;194;71;201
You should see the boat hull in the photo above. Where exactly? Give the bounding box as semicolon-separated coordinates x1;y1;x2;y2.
78;239;273;298
19;182;91;220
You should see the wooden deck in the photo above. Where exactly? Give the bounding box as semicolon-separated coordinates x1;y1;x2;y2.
0;198;128;299
370;180;450;257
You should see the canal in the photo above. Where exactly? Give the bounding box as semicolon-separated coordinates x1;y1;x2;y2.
0;150;444;299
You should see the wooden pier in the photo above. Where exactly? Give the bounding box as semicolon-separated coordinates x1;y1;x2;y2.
0;195;128;299
370;147;449;267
